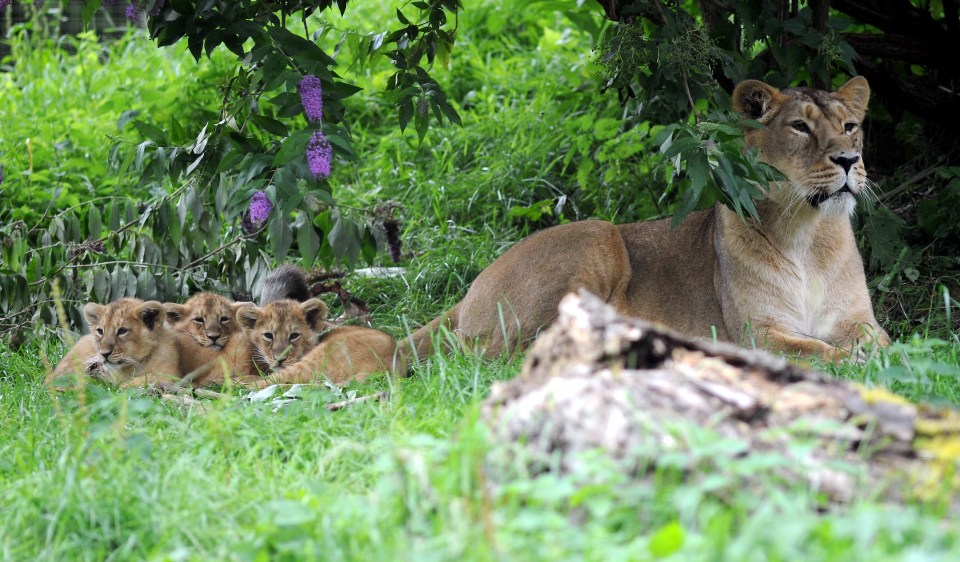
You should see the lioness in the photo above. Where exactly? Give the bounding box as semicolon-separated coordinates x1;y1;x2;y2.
404;77;889;361
48;298;182;388
235;297;404;388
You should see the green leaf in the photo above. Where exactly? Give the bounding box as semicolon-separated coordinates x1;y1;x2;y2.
328;211;360;265
361;227;378;265
94;268;109;303
661;135;699;159
398;100;414;131
273;129;313;166
169;116;187;144
136;271;158;300
81;0;102;27
269;213;293;263
415;106;429;142
132;121;169;145
87;204;103;238
295;211;320;265
250;114;290;137
686;150;710;192
649;521;685;558
592;118;621;140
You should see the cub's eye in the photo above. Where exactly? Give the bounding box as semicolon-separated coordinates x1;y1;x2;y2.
289;332;300;342
117;327;129;336
220;316;230;324
844;122;858;134
263;332;273;341
96;328;104;336
791;120;811;134
193;317;204;324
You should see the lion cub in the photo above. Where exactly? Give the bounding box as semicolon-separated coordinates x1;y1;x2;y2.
235;298;403;388
163;292;253;387
48;298;181;389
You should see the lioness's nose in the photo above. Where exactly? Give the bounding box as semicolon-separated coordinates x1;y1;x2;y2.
830;155;859;174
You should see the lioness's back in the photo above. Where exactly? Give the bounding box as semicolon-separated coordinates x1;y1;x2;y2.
616;207;728;340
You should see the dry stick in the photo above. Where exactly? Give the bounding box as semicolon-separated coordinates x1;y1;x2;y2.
324;391;389;412
160;393;208;412
878;160;946;203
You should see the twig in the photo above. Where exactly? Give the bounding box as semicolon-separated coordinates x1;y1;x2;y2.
160;393;208;412
325;391;388;411
181;233;250;271
193;388;227;400
878;160;946;203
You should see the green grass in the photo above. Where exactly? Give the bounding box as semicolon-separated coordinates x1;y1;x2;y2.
2;1;960;560
3;342;960;561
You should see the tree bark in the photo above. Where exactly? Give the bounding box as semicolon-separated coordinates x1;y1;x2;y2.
483;291;960;507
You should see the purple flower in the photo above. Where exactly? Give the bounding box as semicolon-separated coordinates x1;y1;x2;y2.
126;2;143;21
0;0;10;10
249;191;273;224
149;0;164;16
306;131;332;179
297;75;324;123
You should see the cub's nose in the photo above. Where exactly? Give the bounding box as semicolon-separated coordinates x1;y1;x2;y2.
100;351;112;360
830;155;859;174
209;333;221;343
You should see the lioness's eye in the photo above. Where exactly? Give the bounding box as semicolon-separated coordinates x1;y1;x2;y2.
791;120;811;134
193;317;204;324
263;332;273;341
117;327;129;336
844;122;858;134
290;332;300;341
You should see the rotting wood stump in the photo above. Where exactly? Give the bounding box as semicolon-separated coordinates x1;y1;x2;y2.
482;290;960;506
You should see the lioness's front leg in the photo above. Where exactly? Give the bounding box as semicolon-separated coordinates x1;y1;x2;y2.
756;328;847;361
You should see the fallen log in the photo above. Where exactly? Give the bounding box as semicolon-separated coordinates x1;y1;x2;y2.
482;290;960;506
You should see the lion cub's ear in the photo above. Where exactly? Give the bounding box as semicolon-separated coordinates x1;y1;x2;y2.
301;298;329;332
834;76;870;119
163;303;186;325
138;301;166;331
732;80;784;122
236;303;261;330
83;303;105;329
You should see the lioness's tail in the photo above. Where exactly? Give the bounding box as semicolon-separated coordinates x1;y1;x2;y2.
260;264;311;305
398;304;461;365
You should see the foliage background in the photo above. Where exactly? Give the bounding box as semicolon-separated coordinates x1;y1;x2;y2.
1;1;960;560
1;0;958;346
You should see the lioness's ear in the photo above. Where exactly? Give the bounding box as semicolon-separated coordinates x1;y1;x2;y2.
835;76;870;119
163;303;186;325
732;80;784;122
236;304;261;330
138;301;166;331
301;298;329;331
83;303;104;329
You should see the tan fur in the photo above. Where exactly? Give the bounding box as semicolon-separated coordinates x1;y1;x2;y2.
405;77;889;362
235;298;403;388
48;298;182;389
163;292;250;387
